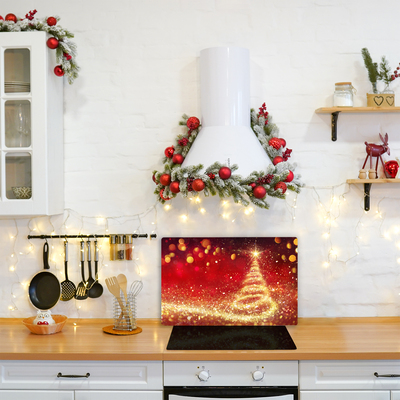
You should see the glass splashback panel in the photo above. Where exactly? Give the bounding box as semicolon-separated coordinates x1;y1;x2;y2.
161;237;298;326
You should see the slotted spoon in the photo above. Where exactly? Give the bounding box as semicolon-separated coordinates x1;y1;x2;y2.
60;241;76;301
75;240;88;300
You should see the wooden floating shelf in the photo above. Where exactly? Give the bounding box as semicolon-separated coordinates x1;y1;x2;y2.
315;107;400;141
346;178;400;211
316;107;400;113
347;178;400;184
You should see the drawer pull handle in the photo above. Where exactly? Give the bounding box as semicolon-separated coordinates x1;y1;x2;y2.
374;372;400;378
57;373;90;379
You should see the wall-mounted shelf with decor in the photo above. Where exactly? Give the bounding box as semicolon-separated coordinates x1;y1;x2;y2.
315;107;400;141
346;178;400;211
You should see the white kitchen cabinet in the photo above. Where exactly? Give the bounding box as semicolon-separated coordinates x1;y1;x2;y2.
0;391;73;400
300;390;389;400
76;391;163;400
299;360;400;400
0;31;63;216
0;360;162;399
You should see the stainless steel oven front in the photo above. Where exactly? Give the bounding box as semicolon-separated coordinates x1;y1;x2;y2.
164;361;298;400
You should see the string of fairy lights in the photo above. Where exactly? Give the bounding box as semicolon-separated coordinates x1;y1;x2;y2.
5;181;400;314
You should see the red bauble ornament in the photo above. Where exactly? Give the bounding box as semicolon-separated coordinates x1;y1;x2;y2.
274;182;287;194
46;37;59;49
169;181;181;193
159;174;171;186
219;167;232;180
54;65;64;77
280;138;286;148
249;182;256;188
273;156;283;165
47;16;57;26
192;179;205;192
268;137;282;150
186;116;200;131
385;160;399;178
5;13;17;23
285;170;294;182
0;16;4;21
172;153;184;164
160;189;171;201
63;52;72;61
253;186;267;199
164;146;174;158
152;174;158;184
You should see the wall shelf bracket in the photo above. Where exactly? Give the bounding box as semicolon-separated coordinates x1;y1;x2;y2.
331;111;341;141
364;183;372;212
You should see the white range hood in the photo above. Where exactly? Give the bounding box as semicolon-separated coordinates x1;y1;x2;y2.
181;46;272;177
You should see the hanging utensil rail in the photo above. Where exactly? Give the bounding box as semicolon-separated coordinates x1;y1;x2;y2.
27;233;157;240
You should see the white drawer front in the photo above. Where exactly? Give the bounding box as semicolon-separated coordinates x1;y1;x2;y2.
0;361;162;390
76;390;163;400
0;391;74;400
164;361;298;386
300;391;390;400
392;390;400;400
300;361;400;390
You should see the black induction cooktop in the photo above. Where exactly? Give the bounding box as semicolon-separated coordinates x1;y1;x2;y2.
166;325;296;350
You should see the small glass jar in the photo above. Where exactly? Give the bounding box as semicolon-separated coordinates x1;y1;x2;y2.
125;234;133;261
333;82;355;107
109;234;117;261
117;234;125;260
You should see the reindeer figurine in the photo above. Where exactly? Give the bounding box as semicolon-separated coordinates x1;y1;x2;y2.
362;133;390;179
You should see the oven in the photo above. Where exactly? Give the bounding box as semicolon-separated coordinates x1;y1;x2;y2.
164;361;298;400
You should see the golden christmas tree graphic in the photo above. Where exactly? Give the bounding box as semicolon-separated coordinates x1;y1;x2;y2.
230;256;278;315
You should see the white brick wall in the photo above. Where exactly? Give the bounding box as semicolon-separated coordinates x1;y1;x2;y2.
1;0;400;319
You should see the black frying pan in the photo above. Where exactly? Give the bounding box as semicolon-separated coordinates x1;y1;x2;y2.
28;242;61;310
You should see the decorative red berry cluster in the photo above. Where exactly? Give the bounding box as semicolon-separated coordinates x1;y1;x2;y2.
391;64;400;82
258;102;269;125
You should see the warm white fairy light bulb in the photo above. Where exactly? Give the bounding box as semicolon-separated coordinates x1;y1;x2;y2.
323;262;330;268
164;204;171;211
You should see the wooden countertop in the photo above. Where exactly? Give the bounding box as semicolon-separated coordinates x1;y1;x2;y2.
1;317;400;361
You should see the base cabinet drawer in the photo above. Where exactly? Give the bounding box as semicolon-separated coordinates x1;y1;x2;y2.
0;391;74;400
0;360;163;390
300;391;390;400
300;361;400;390
76;391;163;400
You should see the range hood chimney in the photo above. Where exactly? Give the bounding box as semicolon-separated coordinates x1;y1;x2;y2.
182;46;272;176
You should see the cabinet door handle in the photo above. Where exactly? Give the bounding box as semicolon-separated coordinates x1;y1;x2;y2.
57;372;90;378
374;372;400;378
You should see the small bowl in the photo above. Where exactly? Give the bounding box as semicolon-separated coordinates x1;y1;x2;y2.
22;315;67;335
12;186;32;199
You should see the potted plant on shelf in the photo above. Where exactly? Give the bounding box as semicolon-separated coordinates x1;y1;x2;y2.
361;47;398;107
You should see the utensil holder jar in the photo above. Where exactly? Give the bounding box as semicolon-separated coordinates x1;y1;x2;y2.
113;293;137;331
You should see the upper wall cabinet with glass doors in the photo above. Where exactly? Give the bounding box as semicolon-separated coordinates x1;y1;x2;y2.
0;31;63;216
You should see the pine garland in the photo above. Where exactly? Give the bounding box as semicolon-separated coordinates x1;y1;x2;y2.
0;11;79;84
153;104;304;210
